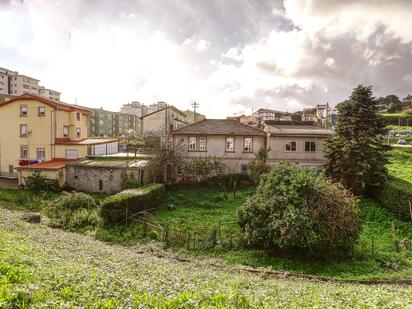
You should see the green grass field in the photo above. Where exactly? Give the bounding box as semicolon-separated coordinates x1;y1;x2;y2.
1;207;411;308
387;149;412;184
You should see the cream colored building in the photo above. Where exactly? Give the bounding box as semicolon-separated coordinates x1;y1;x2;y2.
0;94;118;182
171;119;266;174
38;86;61;102
171;119;333;175
141;105;187;136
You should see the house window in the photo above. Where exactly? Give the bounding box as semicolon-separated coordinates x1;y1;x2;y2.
217;164;225;175
199;137;207;151
76;112;81;121
76;128;81;139
243;137;253;152
241;164;248;175
226;137;234;152
305;141;316;152
63;126;69;137
285;141;297;152
38;106;45;117
20;105;28;117
36;148;46;159
20;124;28;137
189;137;197;150
99;180;103;191
20;145;28;158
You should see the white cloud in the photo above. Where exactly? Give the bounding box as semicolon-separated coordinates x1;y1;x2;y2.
195;39;210;51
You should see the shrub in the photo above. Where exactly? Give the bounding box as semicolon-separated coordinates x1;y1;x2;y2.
23;171;60;192
237;163;361;256
67;208;102;230
248;147;270;184
53;192;97;211
100;184;166;224
372;179;412;221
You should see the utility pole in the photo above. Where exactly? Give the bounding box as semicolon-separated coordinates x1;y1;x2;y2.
191;101;199;123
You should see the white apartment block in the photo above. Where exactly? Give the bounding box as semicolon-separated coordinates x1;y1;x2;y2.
0;67;60;101
120;101;148;117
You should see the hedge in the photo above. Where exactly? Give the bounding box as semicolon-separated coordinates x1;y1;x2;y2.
382;114;412;126
373;179;412;221
100;184;166;224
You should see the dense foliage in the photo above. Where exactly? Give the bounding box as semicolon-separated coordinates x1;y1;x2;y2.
23;171;60;192
238;163;361;255
46;192;101;230
325;85;388;194
248;147;270;184
100;184;165;224
182;156;223;183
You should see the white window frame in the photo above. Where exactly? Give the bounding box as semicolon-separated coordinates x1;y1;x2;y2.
188;136;197;151
76;112;81;121
225;137;235;152
20;145;28;158
76;128;81;139
199;137;207;151
285;140;297;152
243;137;253;152
20;105;28;117
63;126;69;137
36;148;46;159
305;141;316;152
38;106;46;117
20;124;28;137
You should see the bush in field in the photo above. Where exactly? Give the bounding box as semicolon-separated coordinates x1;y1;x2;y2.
24;171;60;192
47;192;99;230
248;147;270;184
100;184;166;224
237;163;361;256
183;157;223;183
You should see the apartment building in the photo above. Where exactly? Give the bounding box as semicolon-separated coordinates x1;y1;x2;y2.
253;108;283;122
38;86;61;102
120;101;148;117
148;101;168;113
88;108;140;137
171;119;332;175
141;105;187;136
0;94;118;182
0;66;60;101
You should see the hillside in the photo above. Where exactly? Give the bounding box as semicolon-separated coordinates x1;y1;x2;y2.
1;208;411;308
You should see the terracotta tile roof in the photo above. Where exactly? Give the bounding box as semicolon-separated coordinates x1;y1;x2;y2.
171;119;266;136
0;94;90;114
16;159;79;171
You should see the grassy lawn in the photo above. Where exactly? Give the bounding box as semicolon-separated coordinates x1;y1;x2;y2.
386;125;412;131
387;149;412;183
2;207;411;307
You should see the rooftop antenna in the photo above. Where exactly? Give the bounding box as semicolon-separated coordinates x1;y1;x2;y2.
191;101;199;123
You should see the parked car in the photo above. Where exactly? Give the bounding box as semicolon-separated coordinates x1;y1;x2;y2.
397;139;406;145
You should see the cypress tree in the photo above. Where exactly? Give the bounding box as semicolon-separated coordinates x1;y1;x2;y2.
324;85;387;195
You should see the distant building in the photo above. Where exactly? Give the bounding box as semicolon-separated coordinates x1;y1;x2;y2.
253;108;283;122
38;86;60;102
148;101;168;114
120;101;148;117
88;108;140;138
184;110;206;124
0;66;61;100
141;105;187;136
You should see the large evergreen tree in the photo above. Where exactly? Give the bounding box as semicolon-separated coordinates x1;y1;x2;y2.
324;85;387;195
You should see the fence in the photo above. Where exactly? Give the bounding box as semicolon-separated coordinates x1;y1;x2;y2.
131;213;244;250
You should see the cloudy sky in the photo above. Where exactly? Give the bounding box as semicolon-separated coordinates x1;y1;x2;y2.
1;0;412;117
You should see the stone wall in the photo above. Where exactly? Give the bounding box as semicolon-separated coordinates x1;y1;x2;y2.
66;165;152;194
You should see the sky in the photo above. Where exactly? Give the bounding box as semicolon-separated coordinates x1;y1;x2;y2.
1;0;412;118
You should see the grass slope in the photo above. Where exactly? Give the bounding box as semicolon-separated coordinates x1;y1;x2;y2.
1;207;411;308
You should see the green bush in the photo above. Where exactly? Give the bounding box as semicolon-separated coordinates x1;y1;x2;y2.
67;208;102;230
24;171;60;192
100;184;166;224
372;179;412;221
237;163;361;256
53;192;97;211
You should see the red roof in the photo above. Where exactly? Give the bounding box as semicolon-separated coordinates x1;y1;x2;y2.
16;159;79;171
0;94;90;114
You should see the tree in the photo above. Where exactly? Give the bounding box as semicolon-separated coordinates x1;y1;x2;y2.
377;95;402;113
183;156;223;183
248;147;270;184
402;94;412;111
324;85;387;195
237;163;361;256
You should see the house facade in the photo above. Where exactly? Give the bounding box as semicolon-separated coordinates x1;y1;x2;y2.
171;119;266;174
141;106;187;136
0;94;118;180
171;119;332;176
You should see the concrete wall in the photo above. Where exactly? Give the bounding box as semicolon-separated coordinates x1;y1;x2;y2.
173;134;266;173
18;168;66;187
267;135;328;166
66;165;152;194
